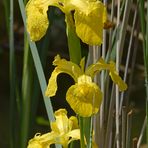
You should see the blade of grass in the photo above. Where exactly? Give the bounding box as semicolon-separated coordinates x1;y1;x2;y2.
29;27;51;134
3;0;9;34
145;0;148;144
117;0;133;62
99;0;107;146
137;116;146;148
20;34;34;148
125;23;139;107
18;0;55;124
92;45;101;147
115;0;121;147
17;1;61;148
104;85;115;148
9;0;17;147
119;5;138;114
126;110;133;148
139;0;148;143
121;107;126;148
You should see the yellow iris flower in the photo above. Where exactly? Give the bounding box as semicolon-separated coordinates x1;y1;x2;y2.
27;109;80;148
26;0;107;45
45;55;127;117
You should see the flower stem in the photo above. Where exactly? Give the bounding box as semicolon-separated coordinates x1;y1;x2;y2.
79;116;86;148
65;13;81;64
65;13;87;148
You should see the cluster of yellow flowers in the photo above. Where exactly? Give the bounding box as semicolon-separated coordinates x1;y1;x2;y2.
27;109;80;148
26;0;107;45
45;55;127;117
27;55;127;148
26;0;127;147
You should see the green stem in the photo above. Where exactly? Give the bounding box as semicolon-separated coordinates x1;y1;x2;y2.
65;13;93;148
84;117;93;148
3;0;9;34
65;14;81;64
9;0;17;147
20;34;34;148
79;116;86;148
65;13;88;148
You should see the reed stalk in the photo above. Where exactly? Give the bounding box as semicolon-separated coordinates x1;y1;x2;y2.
9;0;17;147
139;0;148;144
3;0;9;34
116;1;120;147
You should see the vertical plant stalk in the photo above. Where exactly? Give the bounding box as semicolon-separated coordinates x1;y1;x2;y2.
125;110;132;148
99;0;107;147
119;5;138;114
3;0;9;33
65;13;87;148
118;0;133;60
65;14;81;64
137;116;146;148
17;1;62;148
79;116;86;148
104;85;115;148
92;45;101;147
9;0;16;147
66;12;93;148
20;34;34;148
18;0;55;123
145;0;148;144
121;107;126;148
116;0;120;147
139;0;148;144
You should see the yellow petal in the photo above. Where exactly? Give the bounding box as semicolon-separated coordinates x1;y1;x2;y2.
48;0;75;13
85;58;127;91
54;109;70;134
53;55;82;80
85;57;111;78
45;55;83;97
109;71;127;91
26;0;49;41
27;132;55;148
66;77;102;117
79;57;85;72
74;1;107;45
108;61;127;91
67;129;80;144
69;116;79;129
45;68;62;97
